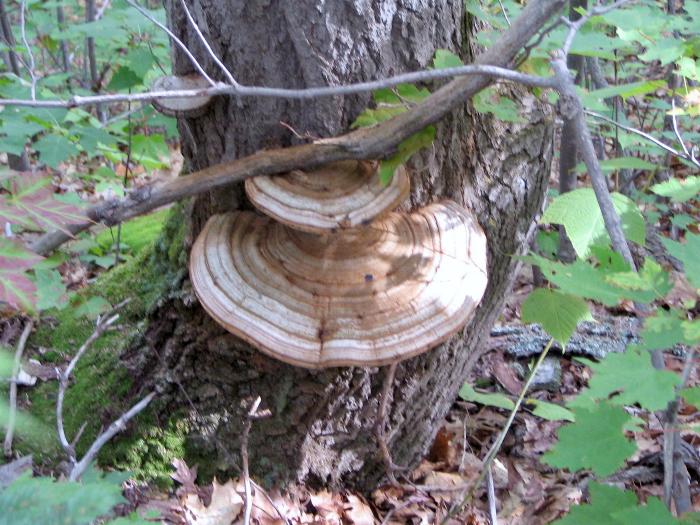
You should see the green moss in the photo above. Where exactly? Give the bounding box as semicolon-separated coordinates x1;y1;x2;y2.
24;205;190;483
107;413;189;487
94;209;169;256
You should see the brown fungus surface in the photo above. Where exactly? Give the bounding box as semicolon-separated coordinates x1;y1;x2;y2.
244;160;410;233
189;200;488;368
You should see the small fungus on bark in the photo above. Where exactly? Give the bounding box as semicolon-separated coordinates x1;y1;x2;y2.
189;200;488;368
244;160;410;233
150;74;212;118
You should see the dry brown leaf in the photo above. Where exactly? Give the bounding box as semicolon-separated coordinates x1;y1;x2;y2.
428;427;456;464
344;494;376;525
171;458;198;495
184;479;243;525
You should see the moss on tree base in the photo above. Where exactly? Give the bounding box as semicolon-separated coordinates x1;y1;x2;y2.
24;206;195;486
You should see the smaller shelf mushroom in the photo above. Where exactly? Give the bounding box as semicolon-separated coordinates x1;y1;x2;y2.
190;200;488;368
245;160;410;234
150;74;212;118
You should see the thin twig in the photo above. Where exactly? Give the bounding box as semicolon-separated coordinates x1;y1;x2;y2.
56;299;130;463
497;0;511;26
18;0;36;100
3;319;33;457
670;99;691;158
177;0;238;86
487;466;498;525
123;0;216;86
241;397;261;525
0;63;555;109
68;391;155;481
442;338;554;524
375;363;408;485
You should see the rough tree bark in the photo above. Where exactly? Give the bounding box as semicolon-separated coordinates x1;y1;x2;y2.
123;1;553;488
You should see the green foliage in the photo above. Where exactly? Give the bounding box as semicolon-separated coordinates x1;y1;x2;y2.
543;402;636;477
660;233;700;289
541;189;645;258
577;349;680;411
650;176;700;203
459;383;575;421
521;288;592;344
553;482;637;524
0;468;151;525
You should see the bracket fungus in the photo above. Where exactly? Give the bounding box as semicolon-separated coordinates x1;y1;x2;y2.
244;160;410;233
190;200;488;368
150;74;212;118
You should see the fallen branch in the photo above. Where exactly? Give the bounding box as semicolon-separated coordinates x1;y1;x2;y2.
3;319;33;457
30;0;566;255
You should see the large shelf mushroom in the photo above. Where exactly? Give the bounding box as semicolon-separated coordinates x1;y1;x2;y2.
191;159;488;368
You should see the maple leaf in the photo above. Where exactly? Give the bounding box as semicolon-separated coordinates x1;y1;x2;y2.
0;173;86;234
0;237;42;312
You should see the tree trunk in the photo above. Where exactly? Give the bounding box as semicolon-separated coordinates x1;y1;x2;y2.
124;1;553;489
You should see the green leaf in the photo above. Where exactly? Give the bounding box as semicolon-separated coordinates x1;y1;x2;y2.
432;49;464;69
604;258;672;299
73;296;112;319
33;134;79;168
585;348;680;411
585;80;666;102
612;496;680;524
521;288;592;344
597;157;658;171
34;268;68;311
552;482;637;524
379;125;435;184
541;188;645;258
670;214;696;230
650;176;700;203
542;402;636;476
661;233;700;289
535;230;559;259
473;87;524;123
458;383;514;410
0;470;125;525
529;400;575;422
681;387;700;409
639;310;687;350
639;38;686;65
107;66;144;91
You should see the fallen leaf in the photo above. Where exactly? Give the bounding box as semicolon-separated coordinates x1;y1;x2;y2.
344;494;375;525
184;479;243;524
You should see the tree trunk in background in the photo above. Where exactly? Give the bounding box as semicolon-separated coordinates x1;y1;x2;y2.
125;1;553;488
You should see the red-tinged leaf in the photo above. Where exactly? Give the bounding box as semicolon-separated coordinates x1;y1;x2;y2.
0;173;87;234
0;237;42;312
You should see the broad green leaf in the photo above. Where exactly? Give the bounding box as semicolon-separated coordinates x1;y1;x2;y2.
0;238;41;312
535;230;559;259
682;387;700;409
661;233;700;289
0;173;86;234
683;320;700;345
73;296;112;319
639;38;686;65
130;134;168;169
553;482;637;524
522;254;641;306
379;125;435;184
671;214;696;230
458;383;514;410
639;310;687;350
542;402;636;476
33;134;79;168
597;157;658;171
529;400;575;422
0;470;125;525
612;496;680;524
604;258;672;298
651;176;700;203
586;348;680;411
521;288;592;344
473;87;524;123
541;188;645;258
432;49;464;69
585;80;666;102
34;268;68;311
